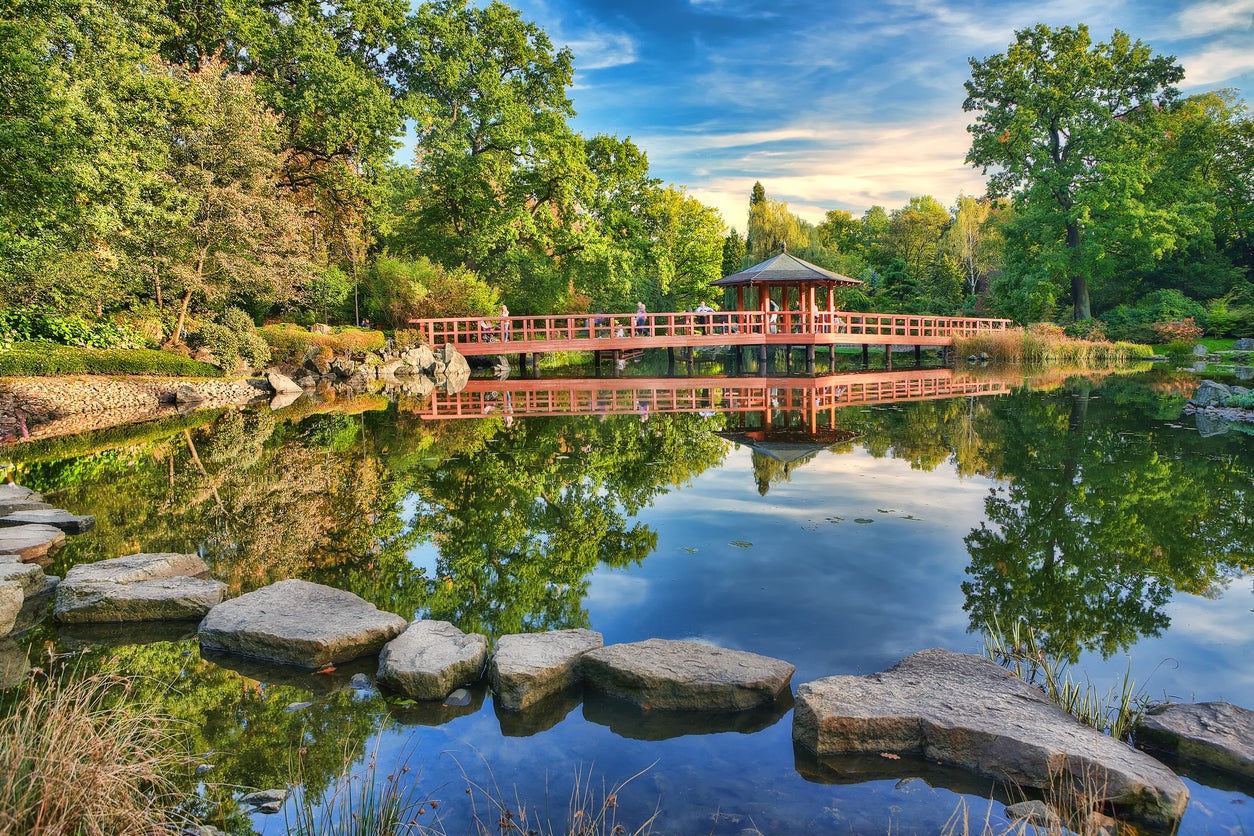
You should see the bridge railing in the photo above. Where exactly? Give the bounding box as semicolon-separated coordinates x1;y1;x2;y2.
411;311;1011;346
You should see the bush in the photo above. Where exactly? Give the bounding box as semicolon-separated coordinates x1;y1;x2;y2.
0;343;224;377
1225;391;1254;409
188;307;270;371
1151;317;1204;344
259;324;385;367
0;309;147;349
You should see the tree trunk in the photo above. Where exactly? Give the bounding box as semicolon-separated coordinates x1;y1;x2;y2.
173;288;194;346
1066;221;1091;320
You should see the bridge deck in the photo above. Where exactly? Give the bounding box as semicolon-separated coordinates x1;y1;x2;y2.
410;310;1012;357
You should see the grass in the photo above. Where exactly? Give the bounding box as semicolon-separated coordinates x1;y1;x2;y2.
952;325;1153;367
944;760;1119;836
0;341;223;377
0;672;185;835
261;324;387;367
982;617;1151;742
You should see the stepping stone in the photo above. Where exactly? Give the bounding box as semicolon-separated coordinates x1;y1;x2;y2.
0;524;66;563
377;620;487;700
0;509;95;534
581;638;794;712
0;484;41;503
0;500;54;518
0;581;22;636
792;648;1188;828
55;552;226;623
490;628;603;710
199;579;406;669
0;555;49;596
1137;702;1254;779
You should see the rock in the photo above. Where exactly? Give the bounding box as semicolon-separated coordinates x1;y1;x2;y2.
199;579;406;668
330;357;357;378
377;620;487;700
269;390;302;411
1136;702;1254;779
55;552;226;623
0;509;95;534
1234;337;1254;351
399;344;436;373
0;499;54;518
349;673;373;691
266;371;303;395
0;556;49;596
1004;799;1058;827
0;484;41;503
0;580;22;635
581;638;794;711
792;649;1187;828
1192;379;1232;407
296;374;317;388
1193;343;1209;357
490;628;603;710
174;384;206;404
310;323;333;335
0;524;66;563
433;344;470;377
0;637;30;689
444;688;471;707
240;788;289;814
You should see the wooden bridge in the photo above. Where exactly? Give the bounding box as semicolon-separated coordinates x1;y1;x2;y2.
410;368;1010;429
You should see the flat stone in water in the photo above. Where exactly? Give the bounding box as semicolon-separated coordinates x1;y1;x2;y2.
199;579;407;668
1137;701;1254;779
490;628;603;710
0;484;42;503
55;552;225;623
581;638;794;712
791;648;1188;828
0;500;54;518
0;509;95;534
0;524;65;563
377;620;488;700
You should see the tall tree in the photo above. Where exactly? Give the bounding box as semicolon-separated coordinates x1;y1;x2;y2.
942;195;1003;299
722;228;746;277
964;25;1184;320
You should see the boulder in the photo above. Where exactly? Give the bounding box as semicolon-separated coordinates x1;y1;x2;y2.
174;384;206;404
0;508;95;534
0;580;22;636
1136;702;1254;779
199;579;406;668
0;555;49;596
0;524;66;563
0;637;29;689
266;371;303;395
1233;337;1254;351
1192;379;1232;407
55;552;225;623
490;628;603;710
1192;343;1209;357
310;323;333;335
792;649;1187;828
269;391;302;411
433;344;470;378
0;484;41;503
377;620;487;700
398;344;436;374
581;638;794;711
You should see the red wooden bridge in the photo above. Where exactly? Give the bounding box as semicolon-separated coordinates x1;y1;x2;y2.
409;310;1011;361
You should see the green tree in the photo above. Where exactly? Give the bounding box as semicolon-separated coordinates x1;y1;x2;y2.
746;193;808;261
964;24;1185;320
942;195;1002;299
886;195;950;291
722;228;746;277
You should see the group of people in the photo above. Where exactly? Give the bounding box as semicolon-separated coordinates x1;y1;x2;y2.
479;304;511;342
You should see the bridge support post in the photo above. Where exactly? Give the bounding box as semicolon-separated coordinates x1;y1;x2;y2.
593;350;601;375
884;345;892;370
861;344;869;366
830;346;837;372
806;344;815;374
785;347;792;373
667;347;675;374
915;345;922;366
611;350;621;377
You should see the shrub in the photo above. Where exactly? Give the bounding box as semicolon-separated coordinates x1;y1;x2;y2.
0;309;146;350
259;324;384;367
188;307;270;370
0;673;184;834
0;343;224;377
1151;317;1204;344
1225;391;1254;409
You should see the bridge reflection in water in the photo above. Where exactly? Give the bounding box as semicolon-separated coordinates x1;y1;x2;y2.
412;368;1010;437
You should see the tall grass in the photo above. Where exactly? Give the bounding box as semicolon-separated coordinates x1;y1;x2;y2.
0;673;183;835
983;617;1150;741
943;760;1118;836
953;325;1153;367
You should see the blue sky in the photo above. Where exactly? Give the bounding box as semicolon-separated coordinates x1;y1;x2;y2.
502;0;1254;230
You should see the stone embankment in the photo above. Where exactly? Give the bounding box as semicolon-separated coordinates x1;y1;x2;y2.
1;342;472;441
4;481;1253;832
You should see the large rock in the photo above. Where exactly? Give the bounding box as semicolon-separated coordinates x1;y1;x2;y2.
792;648;1187;827
1234;337;1254;351
266;371;303;395
377;620;487;700
0;509;95;534
490;628;603;710
398;344;436;374
199;579;406;668
55;552;225;623
0;555;49;597
0;581;23;636
1137;702;1254;779
581;638;794;712
0;524;66;563
1192;379;1232;407
0;499;54;518
0;484;41;503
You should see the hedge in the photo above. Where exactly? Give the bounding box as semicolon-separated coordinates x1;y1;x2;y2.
0;343;224;377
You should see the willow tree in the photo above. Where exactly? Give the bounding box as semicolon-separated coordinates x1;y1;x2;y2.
964;25;1184;320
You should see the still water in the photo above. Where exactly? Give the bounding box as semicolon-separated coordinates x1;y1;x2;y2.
4;361;1252;834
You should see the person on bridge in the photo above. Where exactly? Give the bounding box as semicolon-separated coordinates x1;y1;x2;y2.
499;303;510;340
635;301;647;336
694;301;713;333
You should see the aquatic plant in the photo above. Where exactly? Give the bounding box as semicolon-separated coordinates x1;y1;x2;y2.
0;672;183;835
952;325;1152;367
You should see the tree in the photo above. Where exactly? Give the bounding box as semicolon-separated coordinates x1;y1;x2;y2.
943;195;1002;299
722;228;746;277
886;195;950;289
964;25;1185;320
746;194;809;261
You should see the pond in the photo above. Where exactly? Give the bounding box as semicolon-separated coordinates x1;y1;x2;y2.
3;358;1252;835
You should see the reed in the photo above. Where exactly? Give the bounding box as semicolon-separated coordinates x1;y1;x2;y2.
0;673;183;836
953;325;1153;367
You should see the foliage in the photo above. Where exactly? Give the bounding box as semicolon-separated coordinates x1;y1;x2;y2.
1150;317;1204;344
951;327;1152;366
1225;391;1254;409
1100;289;1208;342
965;24;1186;320
0;342;224;376
0;308;146;349
0;672;185;835
189;307;271;370
260;324;386;367
362;256;498;327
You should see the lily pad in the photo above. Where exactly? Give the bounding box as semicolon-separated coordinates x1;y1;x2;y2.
854;518;874;524
681;546;699;554
826;516;844;524
729;540;753;548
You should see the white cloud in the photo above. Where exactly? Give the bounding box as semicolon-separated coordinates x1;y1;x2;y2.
1179;42;1254;87
1174;0;1254;37
567;30;638;71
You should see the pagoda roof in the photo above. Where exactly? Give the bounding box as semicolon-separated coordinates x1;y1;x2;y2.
711;249;863;288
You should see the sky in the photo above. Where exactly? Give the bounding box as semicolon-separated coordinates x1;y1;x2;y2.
499;0;1254;230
